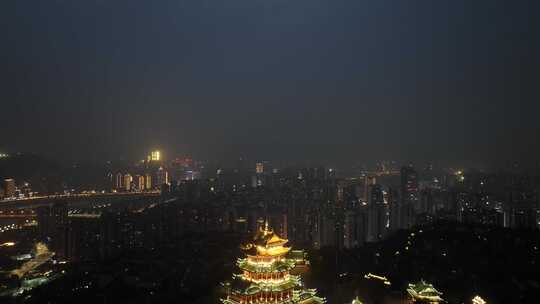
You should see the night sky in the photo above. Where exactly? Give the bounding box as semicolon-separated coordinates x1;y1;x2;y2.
1;0;539;165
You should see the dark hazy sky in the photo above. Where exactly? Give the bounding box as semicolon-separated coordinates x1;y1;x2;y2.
1;0;539;164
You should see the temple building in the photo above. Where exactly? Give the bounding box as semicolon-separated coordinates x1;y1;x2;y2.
221;222;325;304
406;280;444;303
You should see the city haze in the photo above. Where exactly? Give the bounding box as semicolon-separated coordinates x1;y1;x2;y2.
1;0;539;164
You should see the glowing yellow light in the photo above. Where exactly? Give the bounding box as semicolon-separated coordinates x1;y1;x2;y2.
256;162;264;174
245;274;291;284
1;242;15;247
472;295;486;304
150;150;161;161
364;273;391;285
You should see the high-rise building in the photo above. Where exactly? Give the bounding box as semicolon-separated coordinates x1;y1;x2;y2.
367;184;388;242
400;165;418;229
36;206;51;239
145;174;152;190
135;175;145;191
361;176;376;203
51;202;68;229
50;202;69;259
344;209;368;248
115;173;124;190
388;188;401;232
3;178;16;198
148;150;161;162
255;162;264;174
123;174;132;191
401;165;419;205
156;167;169;186
99;211;123;260
221;223;325;304
66;216;101;262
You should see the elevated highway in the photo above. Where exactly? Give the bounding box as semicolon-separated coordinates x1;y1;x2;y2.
0;191;161;210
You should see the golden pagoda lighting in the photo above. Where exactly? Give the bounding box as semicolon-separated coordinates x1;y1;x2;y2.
220;221;325;304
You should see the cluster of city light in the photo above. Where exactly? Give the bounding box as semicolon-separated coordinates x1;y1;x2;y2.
23;219;38;227
0;242;16;247
0;153;9;158
0;223;22;233
0;190;160;203
0;209;33;214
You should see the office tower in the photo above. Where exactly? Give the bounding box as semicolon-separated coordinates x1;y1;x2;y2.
123;174;132;191
3;178;16;198
221;223;325;304
400;165;419;229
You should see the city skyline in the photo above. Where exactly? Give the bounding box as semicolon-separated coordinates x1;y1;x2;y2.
1;146;539;302
1;1;539;303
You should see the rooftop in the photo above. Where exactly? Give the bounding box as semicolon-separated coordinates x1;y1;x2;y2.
407;280;444;302
242;221;291;257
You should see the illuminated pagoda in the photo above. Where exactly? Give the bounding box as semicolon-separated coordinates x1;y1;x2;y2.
406;280;444;303
221;222;325;304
